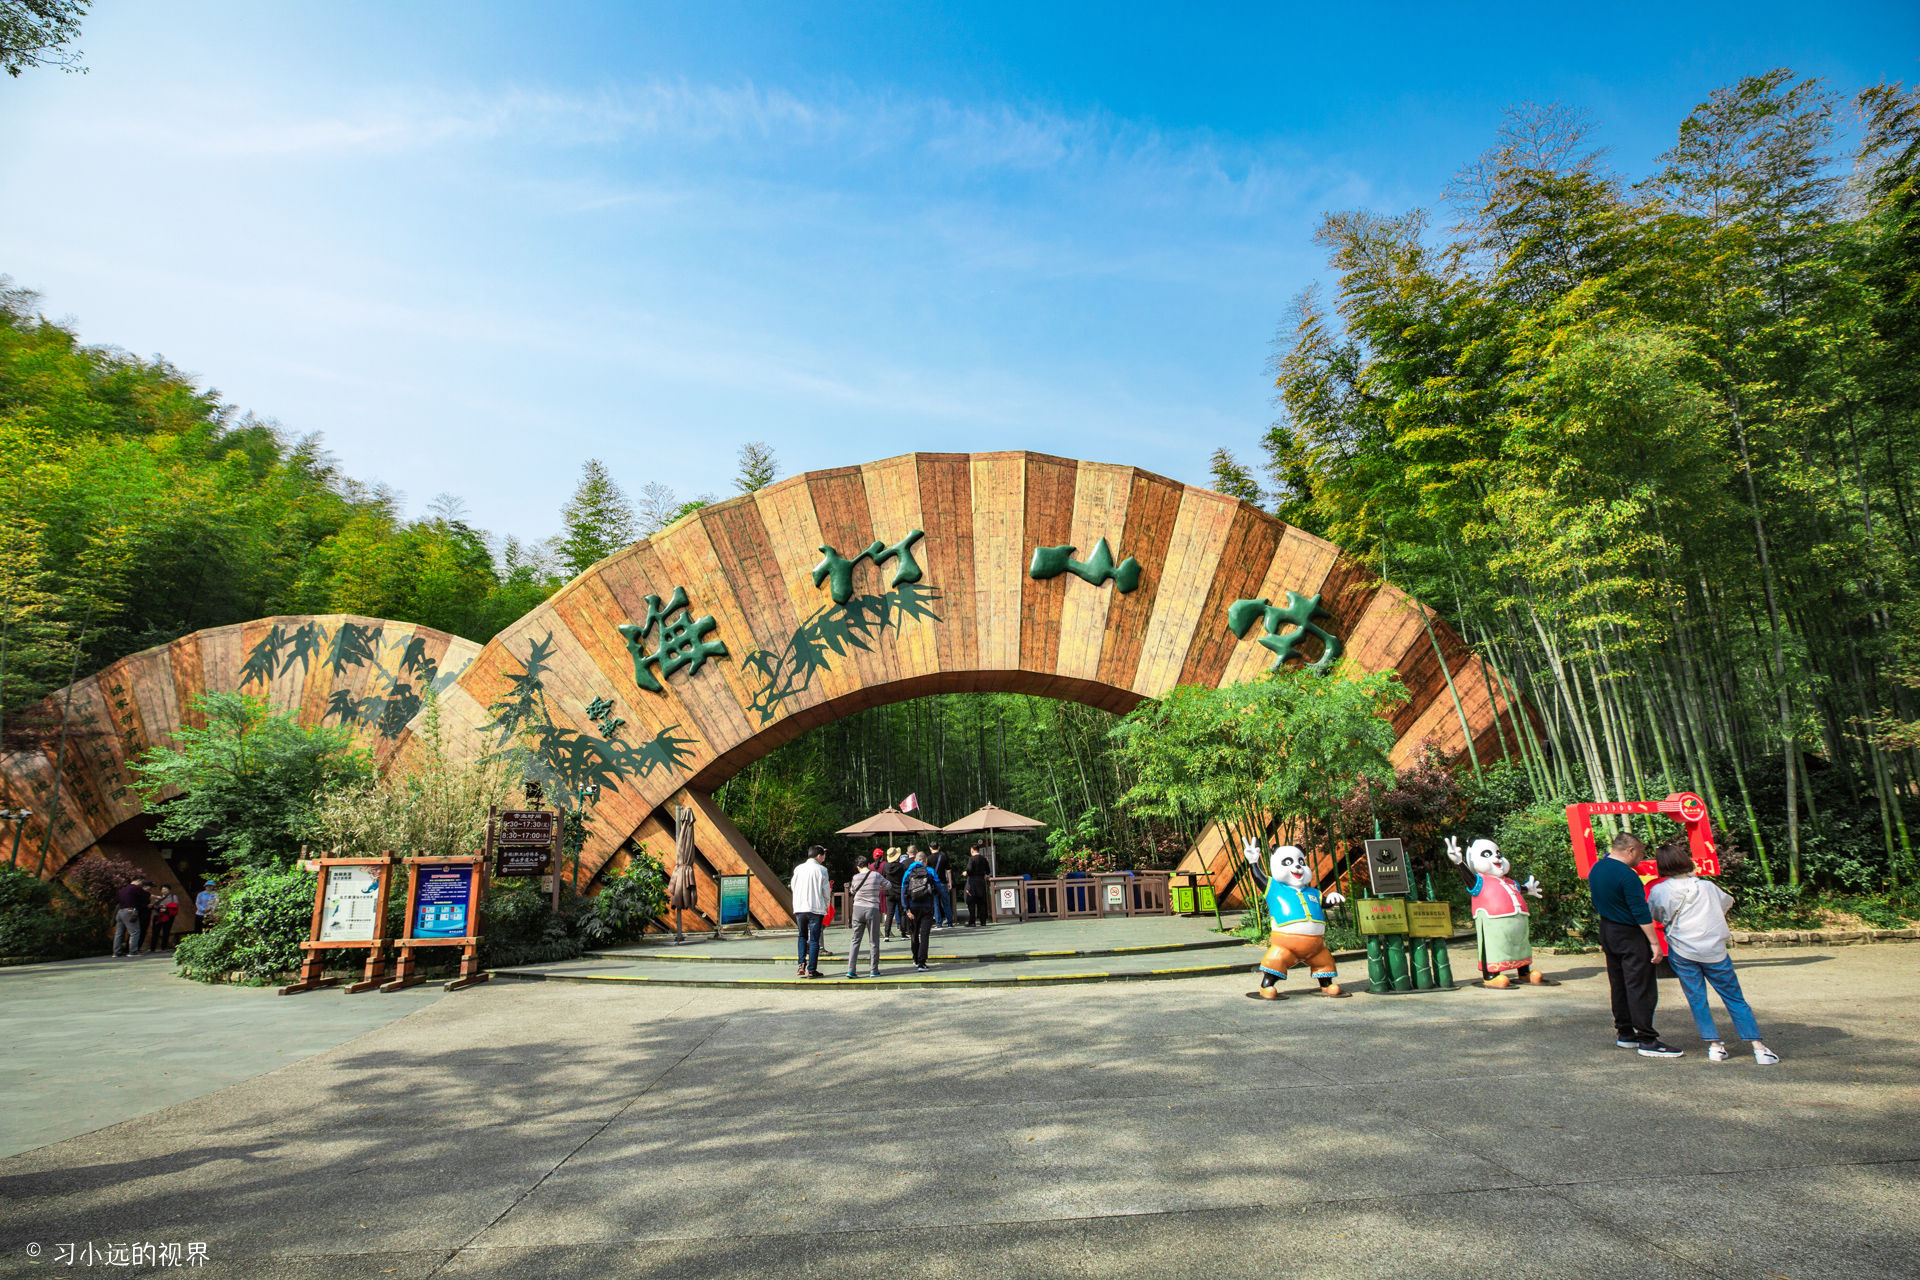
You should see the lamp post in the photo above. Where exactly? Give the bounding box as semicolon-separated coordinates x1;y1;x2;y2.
2;809;31;868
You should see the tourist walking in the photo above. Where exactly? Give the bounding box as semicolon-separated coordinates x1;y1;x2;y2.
883;848;910;938
1589;833;1683;1058
147;887;181;952
927;844;953;929
112;878;149;957
843;853;888;978
965;843;992;926
1647;841;1780;1065
900;852;939;971
790;845;830;978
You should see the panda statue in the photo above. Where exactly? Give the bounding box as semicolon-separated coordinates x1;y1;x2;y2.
1244;840;1348;1000
1445;835;1552;988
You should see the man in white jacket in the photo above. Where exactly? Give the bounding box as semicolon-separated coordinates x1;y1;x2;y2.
790;845;831;979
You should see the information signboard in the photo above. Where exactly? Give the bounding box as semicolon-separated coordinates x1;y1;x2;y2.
1363;839;1411;897
493;809;558;877
1355;897;1410;935
1406;901;1454;938
718;874;751;926
414;863;476;938
1103;882;1127;910
318;866;383;943
997;885;1020;914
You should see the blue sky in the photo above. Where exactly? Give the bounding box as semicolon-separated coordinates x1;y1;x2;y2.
2;3;1914;546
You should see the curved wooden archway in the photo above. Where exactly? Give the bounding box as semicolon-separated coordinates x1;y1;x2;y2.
433;451;1528;924
4;452;1528;929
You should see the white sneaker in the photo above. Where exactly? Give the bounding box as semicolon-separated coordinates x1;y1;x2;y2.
1708;1042;1729;1062
1753;1044;1780;1065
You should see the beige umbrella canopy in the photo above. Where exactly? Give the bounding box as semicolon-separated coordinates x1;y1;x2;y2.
941;802;1047;834
837;807;941;838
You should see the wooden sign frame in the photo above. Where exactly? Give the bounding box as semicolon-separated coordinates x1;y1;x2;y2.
381;854;490;993
280;853;397;996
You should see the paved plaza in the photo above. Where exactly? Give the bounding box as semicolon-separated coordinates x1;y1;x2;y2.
1;933;1916;1279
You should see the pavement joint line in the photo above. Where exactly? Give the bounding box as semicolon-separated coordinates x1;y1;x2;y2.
426;997;723;1279
353;1158;1920;1258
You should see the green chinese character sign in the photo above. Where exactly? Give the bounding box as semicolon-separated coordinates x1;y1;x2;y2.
618;587;729;693
813;529;925;605
1226;591;1342;674
1028;537;1141;592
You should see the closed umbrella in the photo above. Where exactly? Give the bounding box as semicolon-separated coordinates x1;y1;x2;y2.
668;804;698;943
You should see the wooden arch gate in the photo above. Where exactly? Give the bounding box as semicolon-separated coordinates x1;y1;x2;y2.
2;452;1529;929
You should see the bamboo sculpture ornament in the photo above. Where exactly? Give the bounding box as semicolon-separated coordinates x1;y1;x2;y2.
1246;840;1348;1000
1445;836;1552;987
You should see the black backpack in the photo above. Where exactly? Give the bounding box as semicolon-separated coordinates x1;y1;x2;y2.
906;866;937;906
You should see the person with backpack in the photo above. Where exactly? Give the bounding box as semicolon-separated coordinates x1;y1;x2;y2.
883;848;910;939
926;844;954;930
843;853;889;979
900;852;940;972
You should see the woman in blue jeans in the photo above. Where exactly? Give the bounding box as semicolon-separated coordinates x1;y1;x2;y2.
1647;842;1780;1065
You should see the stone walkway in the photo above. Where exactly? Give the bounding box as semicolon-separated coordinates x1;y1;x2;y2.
0;952;443;1159
1;941;1915;1278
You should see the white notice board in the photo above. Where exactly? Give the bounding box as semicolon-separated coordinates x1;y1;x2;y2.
319;867;382;942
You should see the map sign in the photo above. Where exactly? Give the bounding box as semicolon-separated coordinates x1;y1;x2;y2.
414;864;475;938
318;866;383;943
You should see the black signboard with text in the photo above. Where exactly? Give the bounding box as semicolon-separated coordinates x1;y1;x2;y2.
493;808;558;877
1363;838;1411;897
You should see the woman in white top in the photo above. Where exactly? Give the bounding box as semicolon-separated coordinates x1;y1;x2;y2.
1646;841;1779;1065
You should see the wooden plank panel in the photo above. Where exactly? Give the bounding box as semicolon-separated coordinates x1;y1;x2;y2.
703;498;804;671
805;467;893;694
675;786;796;927
1176;504;1284;689
1097;469;1185;689
750;476;858;718
1131;488;1236;698
970;454;1027;671
126;644;181;755
914;453;977;674
1054;462;1134;683
861;454;935;685
168;635;207;729
1315;555;1382;650
1018;453;1079;675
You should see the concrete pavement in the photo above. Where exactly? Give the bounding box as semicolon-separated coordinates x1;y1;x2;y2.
1;942;1915;1278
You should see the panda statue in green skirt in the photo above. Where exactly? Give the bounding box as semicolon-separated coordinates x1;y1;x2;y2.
1445;835;1553;988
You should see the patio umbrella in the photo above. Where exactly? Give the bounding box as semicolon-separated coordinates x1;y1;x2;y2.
668;803;698;942
836;807;940;851
941;803;1047;877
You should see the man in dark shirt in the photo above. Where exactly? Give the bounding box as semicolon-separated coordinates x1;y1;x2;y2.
1589;834;1682;1058
113;879;150;957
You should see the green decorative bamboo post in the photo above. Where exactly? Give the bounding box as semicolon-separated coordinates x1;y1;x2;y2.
1384;934;1411;991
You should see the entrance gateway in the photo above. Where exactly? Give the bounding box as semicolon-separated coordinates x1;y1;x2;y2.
1;452;1529;921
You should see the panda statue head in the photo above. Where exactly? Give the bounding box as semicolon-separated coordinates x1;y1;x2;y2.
1462;837;1509;880
1269;845;1313;888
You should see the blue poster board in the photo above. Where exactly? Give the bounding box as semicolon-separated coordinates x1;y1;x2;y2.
414;864;475;938
718;874;751;926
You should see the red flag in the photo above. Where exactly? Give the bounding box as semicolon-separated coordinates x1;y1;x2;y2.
900;793;918;813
